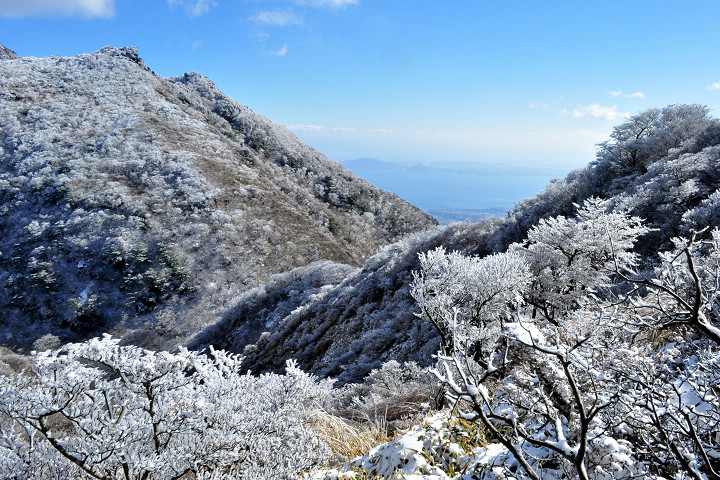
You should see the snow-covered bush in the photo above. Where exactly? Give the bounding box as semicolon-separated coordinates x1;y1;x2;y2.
333;360;439;434
411;246;531;355
622;228;720;344
0;335;332;479
509;198;649;324
411;202;720;479
618;341;720;479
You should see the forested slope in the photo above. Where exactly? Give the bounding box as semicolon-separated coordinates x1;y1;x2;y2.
0;46;435;350
493;104;719;252
4;102;720;479
193;104;720;385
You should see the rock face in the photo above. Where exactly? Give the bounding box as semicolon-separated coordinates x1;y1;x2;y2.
0;46;436;350
0;42;19;60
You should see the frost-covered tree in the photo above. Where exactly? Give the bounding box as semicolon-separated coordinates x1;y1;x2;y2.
510;198;648;324
413;201;720;479
0;336;332;479
411;247;531;355
617;341;720;480
618;228;720;344
594;104;712;178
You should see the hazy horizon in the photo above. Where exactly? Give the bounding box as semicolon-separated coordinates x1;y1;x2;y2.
341;157;566;213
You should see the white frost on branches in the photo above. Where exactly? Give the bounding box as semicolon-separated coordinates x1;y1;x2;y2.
412;199;720;479
0;335;332;479
411;247;531;355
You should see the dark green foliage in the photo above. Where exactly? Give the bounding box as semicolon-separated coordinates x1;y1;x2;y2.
63;295;106;334
285;155;306;170
158;243;193;293
328;216;340;236
316;176;373;213
245;132;271;152
28;260;57;291
104;241;194;312
343;191;371;213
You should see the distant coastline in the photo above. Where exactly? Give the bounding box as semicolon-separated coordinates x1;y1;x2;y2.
342;157;565;214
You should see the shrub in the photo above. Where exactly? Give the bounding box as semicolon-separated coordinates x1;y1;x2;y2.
0;336;333;479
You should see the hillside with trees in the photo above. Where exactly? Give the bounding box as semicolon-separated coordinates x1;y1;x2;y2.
194;106;720;478
0;42;18;60
1;45;720;479
0;46;435;351
193;104;720;384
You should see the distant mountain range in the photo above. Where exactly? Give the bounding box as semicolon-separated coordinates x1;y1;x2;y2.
0;45;435;350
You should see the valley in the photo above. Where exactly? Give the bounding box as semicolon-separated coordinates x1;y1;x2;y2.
1;45;720;480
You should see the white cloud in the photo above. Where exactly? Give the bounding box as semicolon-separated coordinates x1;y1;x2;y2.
267;44;288;56
290;124;325;132
607;90;645;98
191;40;204;50
294;0;358;8
250;9;303;26
191;0;215;16
528;102;549;109
0;0;114;18
167;0;216;17
290;125;359;133
573;104;629;121
708;82;720;90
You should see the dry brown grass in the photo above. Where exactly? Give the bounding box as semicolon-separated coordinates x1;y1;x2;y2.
335;386;436;435
0;347;32;376
307;410;392;462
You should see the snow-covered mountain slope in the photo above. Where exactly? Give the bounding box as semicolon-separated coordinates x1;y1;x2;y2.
190;218;501;384
0;42;18;60
0;46;435;350
192;105;720;385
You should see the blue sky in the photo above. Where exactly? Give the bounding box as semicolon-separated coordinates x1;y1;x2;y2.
2;0;720;174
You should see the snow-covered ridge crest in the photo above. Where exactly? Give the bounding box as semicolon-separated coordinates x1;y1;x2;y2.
0;41;19;60
0;43;435;350
96;45;148;68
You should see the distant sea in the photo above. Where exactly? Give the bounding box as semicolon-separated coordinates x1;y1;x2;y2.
343;158;567;225
425;207;509;225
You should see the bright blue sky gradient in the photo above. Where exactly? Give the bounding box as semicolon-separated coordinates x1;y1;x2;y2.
2;0;720;172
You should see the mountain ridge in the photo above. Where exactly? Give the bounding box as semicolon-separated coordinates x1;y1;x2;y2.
0;41;19;60
193;104;720;384
0;45;436;350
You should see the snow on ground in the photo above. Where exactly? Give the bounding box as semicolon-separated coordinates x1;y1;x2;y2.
309;411;524;480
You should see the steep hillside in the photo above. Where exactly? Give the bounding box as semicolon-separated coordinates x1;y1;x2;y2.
0;42;18;60
192;105;720;384
190;219;501;384
0;46;435;350
491;104;719;252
